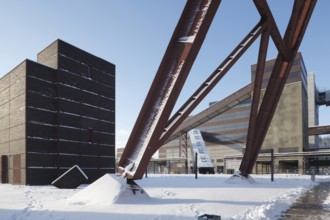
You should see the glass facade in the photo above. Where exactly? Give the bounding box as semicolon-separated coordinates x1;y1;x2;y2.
199;98;251;145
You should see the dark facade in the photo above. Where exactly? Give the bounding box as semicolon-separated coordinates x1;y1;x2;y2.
0;39;115;185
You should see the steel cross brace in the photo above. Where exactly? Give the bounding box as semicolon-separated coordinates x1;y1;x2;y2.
118;0;317;180
239;0;317;177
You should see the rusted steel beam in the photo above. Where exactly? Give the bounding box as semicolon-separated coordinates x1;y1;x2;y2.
118;0;221;180
253;0;289;60
241;29;270;171
309;125;330;136
158;19;266;147
288;0;311;48
285;0;304;46
240;0;317;177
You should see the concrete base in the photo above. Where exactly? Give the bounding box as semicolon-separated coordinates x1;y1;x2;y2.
70;174;149;205
225;172;256;184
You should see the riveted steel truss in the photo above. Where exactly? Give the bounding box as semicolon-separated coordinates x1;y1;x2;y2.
118;0;317;180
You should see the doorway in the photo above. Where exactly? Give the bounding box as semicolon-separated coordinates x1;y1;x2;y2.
1;155;9;183
279;160;299;174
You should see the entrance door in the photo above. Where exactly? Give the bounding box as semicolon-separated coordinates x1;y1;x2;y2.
1;155;9;183
279;160;298;174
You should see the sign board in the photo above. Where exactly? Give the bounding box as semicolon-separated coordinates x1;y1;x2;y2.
188;129;213;168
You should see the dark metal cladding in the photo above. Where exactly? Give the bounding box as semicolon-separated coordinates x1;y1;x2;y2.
119;0;221;180
25;40;116;185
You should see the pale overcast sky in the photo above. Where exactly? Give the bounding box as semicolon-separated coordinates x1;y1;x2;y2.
1;1;329;148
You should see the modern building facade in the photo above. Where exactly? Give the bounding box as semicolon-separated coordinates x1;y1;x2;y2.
251;52;309;173
199;98;251;174
159;52;320;174
0;39;115;185
308;72;320;149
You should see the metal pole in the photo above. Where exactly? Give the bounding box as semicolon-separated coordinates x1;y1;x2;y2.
311;169;315;182
271;149;274;182
195;152;198;179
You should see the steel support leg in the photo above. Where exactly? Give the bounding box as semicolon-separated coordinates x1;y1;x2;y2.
240;0;317;177
118;0;221;180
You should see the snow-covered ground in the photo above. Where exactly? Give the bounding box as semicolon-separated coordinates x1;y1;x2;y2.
1;174;328;220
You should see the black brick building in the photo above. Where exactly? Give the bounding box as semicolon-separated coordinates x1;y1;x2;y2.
0;39;115;185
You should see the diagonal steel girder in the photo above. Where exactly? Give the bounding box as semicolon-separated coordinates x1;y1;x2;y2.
118;0;316;181
243;29;270;172
253;0;290;61
157;19;266;150
239;0;317;177
118;0;221;180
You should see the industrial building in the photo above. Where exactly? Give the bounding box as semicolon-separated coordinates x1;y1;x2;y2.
0;39;115;185
158;52;330;175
